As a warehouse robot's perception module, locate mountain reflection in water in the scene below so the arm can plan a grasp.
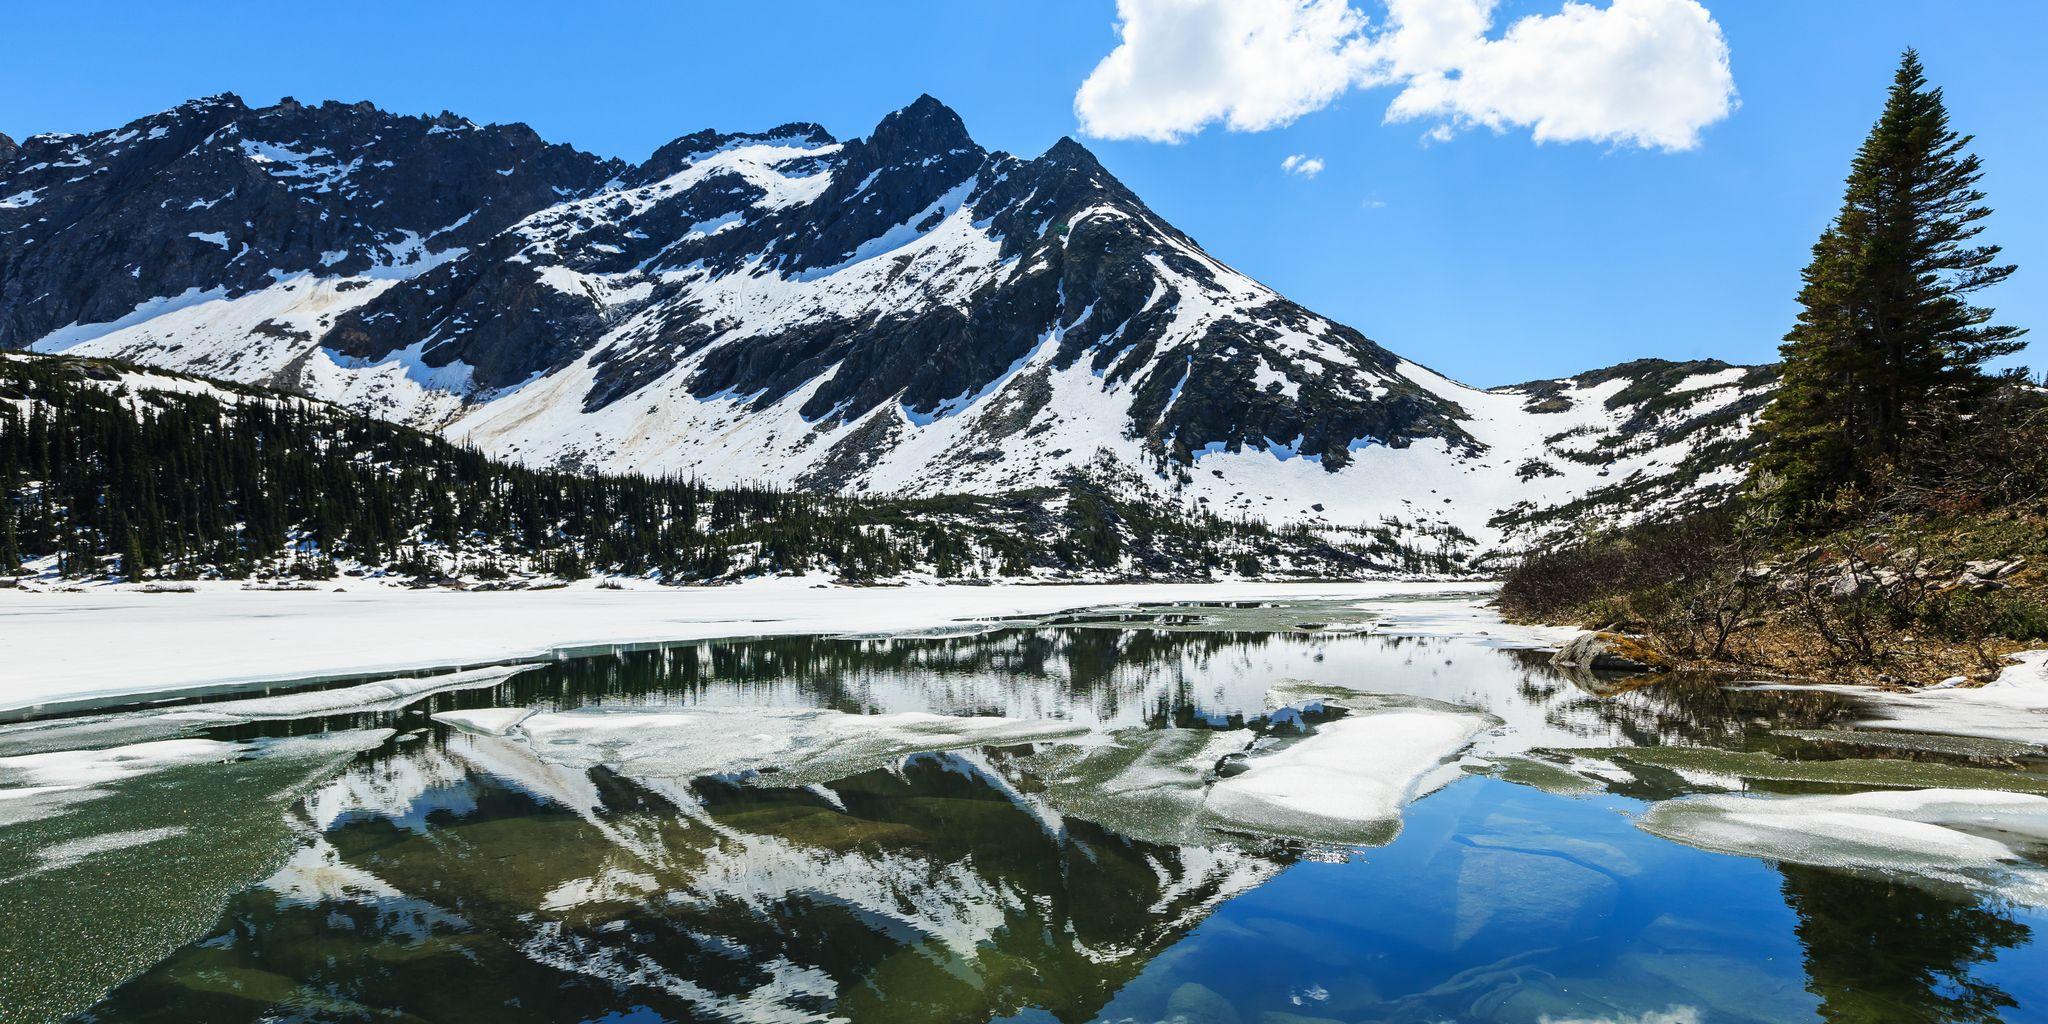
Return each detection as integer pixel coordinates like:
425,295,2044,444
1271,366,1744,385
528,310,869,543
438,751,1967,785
9,600,2042,1023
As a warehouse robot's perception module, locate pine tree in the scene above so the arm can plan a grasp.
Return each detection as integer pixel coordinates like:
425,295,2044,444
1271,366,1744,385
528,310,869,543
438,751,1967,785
0,515,18,575
1753,49,2024,516
123,528,148,582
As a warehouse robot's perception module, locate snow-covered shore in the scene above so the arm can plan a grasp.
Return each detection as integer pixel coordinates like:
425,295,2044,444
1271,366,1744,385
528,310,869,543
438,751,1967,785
0,578,1495,718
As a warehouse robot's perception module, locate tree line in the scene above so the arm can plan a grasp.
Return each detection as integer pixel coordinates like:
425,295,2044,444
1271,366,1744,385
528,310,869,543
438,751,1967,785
0,355,1465,583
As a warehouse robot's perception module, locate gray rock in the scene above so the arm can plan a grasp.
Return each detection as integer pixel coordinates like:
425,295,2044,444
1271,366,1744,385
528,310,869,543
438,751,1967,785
1965,557,2024,579
1552,632,1665,674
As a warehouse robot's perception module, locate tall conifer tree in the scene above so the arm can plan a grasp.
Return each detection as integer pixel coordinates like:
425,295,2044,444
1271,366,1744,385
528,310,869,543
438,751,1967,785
1754,50,2024,515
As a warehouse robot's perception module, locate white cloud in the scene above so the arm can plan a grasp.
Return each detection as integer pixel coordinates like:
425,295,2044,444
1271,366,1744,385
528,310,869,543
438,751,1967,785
1281,153,1327,177
1074,0,1372,143
1374,0,1737,150
1075,0,1736,151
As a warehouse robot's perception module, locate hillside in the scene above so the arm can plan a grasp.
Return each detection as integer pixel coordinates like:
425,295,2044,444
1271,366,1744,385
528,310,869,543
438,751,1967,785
0,351,1463,584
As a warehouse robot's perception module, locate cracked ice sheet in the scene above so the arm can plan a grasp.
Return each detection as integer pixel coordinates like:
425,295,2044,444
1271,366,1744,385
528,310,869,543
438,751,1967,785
1639,788,2048,904
434,704,1090,788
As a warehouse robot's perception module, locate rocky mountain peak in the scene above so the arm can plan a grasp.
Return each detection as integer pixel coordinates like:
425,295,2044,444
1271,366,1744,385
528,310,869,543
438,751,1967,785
177,92,249,114
0,96,623,347
5,92,1774,557
1041,135,1103,170
846,95,983,181
0,132,15,167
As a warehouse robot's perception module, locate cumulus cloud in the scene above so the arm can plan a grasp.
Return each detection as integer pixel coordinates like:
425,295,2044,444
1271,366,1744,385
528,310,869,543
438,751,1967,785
1075,0,1737,151
1281,153,1327,177
1074,0,1372,143
1374,0,1737,149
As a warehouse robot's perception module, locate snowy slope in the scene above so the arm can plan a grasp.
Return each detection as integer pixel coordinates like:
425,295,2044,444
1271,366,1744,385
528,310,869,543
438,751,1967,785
4,94,1772,555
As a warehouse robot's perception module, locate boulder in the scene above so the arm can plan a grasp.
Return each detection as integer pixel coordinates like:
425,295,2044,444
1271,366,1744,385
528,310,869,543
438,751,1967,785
1819,565,1871,599
1965,557,2024,579
1552,632,1672,674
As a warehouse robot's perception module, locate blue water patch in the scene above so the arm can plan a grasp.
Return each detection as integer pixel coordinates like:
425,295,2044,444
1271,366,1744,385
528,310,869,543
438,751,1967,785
1093,776,2048,1024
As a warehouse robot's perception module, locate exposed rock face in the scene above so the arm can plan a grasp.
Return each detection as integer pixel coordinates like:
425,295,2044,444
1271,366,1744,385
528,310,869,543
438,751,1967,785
2,94,1776,556
0,93,621,347
310,93,1470,473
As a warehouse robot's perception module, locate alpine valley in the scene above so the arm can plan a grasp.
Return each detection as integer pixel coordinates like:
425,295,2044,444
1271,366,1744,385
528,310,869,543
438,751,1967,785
0,93,1775,568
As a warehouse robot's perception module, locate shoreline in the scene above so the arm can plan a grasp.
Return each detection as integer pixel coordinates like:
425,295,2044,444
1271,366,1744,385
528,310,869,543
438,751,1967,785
0,578,1501,721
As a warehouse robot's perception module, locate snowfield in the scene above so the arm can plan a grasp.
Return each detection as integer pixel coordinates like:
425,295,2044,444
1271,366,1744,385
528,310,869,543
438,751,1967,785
31,258,1769,553
0,578,1494,718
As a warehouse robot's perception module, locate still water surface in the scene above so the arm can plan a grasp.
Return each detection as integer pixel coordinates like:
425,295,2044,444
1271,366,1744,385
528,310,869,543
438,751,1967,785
4,596,2046,1024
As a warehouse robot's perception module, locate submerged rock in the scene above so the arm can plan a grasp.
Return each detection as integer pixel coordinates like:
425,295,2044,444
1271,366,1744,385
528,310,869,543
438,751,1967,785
1166,981,1243,1024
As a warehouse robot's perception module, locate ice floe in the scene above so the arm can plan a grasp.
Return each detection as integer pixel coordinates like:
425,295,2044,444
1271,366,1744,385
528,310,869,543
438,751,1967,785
431,705,535,736
0,729,396,827
1031,692,1498,846
1639,788,2048,902
1351,594,1577,650
1204,707,1494,844
0,738,240,788
1741,652,2048,748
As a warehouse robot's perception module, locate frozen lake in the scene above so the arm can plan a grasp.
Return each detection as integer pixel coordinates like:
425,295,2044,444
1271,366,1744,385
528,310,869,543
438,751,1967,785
4,594,2046,1023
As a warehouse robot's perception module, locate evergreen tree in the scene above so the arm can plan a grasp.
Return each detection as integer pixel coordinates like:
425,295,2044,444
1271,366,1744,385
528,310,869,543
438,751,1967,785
1753,50,2024,516
0,515,17,574
122,528,148,582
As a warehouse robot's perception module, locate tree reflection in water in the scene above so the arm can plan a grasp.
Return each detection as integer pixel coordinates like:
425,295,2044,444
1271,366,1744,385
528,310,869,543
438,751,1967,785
1781,863,2032,1024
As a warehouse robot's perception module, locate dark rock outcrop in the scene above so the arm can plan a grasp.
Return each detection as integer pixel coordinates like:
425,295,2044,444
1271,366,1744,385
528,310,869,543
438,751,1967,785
0,94,621,347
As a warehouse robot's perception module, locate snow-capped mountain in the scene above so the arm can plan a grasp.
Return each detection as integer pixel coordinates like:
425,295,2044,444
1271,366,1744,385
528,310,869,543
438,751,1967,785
0,93,1771,553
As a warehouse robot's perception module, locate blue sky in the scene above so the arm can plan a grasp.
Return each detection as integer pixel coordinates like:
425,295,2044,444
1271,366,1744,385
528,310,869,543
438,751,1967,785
3,1,2041,386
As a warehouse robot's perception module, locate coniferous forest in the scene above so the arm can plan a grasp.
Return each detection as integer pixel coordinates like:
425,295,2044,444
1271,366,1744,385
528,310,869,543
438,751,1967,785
0,352,1468,584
